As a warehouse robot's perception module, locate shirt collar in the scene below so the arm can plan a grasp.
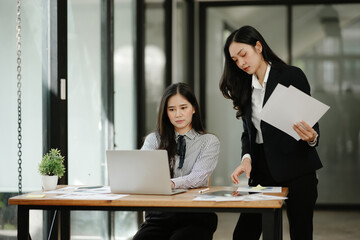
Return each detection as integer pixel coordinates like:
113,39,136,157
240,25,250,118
252,63,271,89
175,128,197,140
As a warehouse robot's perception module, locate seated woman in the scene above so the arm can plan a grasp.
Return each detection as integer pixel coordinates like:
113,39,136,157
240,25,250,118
132,82,220,240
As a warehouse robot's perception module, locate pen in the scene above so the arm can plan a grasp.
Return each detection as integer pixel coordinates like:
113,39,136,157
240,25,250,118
198,188,210,194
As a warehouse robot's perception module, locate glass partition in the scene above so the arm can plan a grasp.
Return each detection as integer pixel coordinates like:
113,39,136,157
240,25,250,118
144,0,166,134
68,0,138,238
68,0,108,238
292,4,360,204
174,0,189,84
114,0,136,151
113,0,138,238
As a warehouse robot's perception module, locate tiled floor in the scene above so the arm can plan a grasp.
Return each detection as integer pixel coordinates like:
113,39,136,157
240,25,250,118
213,209,360,240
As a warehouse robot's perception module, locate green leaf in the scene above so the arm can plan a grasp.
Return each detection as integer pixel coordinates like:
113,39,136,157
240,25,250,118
38,148,66,178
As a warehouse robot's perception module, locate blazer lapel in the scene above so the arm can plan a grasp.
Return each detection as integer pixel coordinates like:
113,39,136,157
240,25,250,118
263,67,280,107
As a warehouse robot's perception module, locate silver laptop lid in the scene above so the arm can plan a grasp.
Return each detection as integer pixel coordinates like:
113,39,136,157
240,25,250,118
106,150,183,195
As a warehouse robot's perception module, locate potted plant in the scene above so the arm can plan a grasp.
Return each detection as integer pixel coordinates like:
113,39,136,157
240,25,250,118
38,148,66,190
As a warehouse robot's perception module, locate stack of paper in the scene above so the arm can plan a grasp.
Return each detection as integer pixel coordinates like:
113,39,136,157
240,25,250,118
193,193,287,202
259,84,330,140
43,186,128,200
193,185,286,202
237,185,282,193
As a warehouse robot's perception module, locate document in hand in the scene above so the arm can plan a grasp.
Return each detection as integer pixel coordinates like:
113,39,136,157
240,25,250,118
259,84,330,140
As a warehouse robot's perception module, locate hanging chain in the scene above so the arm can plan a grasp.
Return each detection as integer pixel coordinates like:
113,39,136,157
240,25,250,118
16,0,23,194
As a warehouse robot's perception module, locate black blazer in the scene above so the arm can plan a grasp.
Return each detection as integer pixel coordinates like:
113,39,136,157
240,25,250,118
241,64,323,182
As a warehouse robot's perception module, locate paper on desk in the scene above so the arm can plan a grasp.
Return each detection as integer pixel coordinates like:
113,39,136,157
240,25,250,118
259,84,330,140
45,186,111,194
55,193,128,200
237,185,282,193
44,186,78,193
218,194,287,202
192,194,255,202
241,194,287,201
193,193,286,202
44,185,127,200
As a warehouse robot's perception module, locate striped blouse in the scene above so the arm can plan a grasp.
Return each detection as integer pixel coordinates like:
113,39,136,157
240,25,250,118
141,128,220,189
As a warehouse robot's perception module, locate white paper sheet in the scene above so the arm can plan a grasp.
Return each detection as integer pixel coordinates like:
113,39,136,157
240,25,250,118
45,186,111,194
193,193,260,202
241,194,287,201
55,193,128,200
236,186,282,193
45,186,128,200
193,193,287,202
260,84,330,140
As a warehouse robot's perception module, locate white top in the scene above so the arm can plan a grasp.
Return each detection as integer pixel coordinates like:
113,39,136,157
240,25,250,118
251,63,271,144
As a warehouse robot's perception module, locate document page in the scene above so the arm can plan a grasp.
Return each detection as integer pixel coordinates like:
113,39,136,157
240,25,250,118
260,84,330,140
237,185,282,193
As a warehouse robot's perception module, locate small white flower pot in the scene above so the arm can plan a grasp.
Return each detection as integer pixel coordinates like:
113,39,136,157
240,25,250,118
42,175,58,191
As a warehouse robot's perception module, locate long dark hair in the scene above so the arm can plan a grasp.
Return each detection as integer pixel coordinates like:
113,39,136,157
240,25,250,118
219,25,286,118
155,82,205,176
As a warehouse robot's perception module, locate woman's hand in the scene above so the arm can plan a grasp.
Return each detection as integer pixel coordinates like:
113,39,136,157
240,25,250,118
230,158,252,185
171,181,175,189
293,120,317,142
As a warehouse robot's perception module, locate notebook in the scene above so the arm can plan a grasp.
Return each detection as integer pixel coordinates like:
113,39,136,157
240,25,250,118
106,150,187,195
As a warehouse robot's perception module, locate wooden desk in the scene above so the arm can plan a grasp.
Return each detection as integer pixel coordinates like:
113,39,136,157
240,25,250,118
9,186,288,240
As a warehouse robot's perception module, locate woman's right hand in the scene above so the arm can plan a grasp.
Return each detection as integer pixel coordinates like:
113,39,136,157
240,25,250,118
230,158,252,185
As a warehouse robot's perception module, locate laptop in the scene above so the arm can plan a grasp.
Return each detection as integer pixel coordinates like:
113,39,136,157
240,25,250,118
106,150,187,195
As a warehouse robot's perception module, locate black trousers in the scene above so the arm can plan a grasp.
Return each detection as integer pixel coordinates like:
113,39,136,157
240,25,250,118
132,212,218,240
233,144,318,240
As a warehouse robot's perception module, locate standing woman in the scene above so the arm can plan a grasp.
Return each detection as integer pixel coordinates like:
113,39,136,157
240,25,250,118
219,25,323,240
132,82,220,240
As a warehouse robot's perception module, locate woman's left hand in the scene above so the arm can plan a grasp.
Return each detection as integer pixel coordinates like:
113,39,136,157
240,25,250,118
293,120,317,142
